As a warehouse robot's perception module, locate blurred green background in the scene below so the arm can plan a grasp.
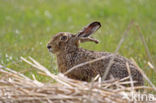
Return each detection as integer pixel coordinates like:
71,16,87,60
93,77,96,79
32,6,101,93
0,0,156,84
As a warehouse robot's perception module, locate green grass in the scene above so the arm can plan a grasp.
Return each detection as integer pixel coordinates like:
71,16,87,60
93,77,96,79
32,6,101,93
0,0,156,84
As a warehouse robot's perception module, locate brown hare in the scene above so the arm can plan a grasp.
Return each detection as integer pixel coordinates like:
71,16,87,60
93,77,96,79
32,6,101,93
47,21,144,86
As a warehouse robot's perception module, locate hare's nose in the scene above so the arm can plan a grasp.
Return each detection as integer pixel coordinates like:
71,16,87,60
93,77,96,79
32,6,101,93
47,45,51,49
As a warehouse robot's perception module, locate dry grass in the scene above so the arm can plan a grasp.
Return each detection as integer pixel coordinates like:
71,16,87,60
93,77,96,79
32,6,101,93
0,57,155,103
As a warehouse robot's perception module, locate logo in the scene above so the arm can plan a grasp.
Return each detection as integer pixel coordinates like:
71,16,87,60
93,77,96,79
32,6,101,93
122,92,156,102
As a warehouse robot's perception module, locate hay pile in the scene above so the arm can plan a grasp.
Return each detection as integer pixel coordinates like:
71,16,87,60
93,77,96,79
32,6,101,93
0,57,155,103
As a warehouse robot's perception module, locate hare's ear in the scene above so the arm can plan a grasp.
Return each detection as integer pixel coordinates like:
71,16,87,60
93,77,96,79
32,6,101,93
77,21,101,37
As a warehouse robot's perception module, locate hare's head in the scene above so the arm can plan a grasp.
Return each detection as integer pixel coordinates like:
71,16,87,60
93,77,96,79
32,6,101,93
47,21,101,55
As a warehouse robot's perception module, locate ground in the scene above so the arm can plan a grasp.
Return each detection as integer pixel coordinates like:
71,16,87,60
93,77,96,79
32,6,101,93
0,0,156,84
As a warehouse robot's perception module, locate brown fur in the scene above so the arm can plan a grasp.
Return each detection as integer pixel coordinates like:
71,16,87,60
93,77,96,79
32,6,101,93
47,21,144,86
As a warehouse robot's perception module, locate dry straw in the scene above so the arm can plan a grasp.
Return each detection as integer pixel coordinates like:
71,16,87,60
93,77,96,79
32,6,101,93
0,57,155,103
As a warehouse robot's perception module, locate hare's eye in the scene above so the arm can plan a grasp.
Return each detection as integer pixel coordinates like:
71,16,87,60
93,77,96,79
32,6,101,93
61,36,67,41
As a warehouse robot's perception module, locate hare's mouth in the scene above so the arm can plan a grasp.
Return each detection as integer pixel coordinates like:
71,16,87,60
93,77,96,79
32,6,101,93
48,48,53,52
47,45,53,52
